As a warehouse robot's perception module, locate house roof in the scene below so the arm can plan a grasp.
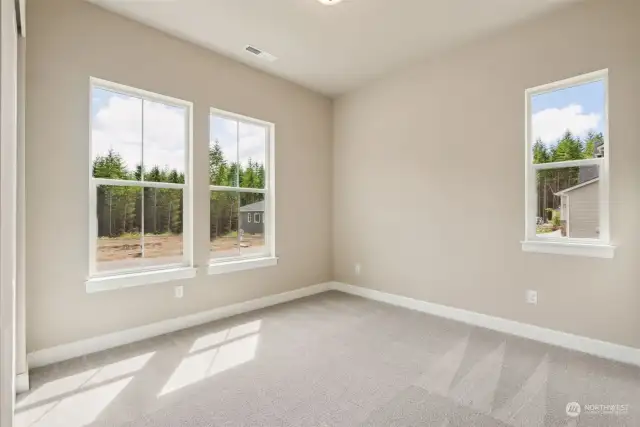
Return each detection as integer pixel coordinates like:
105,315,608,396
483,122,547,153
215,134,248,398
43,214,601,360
239,200,265,212
554,178,599,196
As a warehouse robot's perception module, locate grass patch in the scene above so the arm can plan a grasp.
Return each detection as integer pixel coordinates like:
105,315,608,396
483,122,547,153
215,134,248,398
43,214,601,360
536,224,557,234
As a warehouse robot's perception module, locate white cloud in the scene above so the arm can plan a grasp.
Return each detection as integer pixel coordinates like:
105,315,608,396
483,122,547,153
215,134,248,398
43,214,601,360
210,117,266,167
238,122,266,165
532,104,601,145
92,95,187,173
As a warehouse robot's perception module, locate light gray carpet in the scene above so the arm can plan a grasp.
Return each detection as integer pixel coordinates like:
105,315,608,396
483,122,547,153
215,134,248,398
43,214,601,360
17,291,640,427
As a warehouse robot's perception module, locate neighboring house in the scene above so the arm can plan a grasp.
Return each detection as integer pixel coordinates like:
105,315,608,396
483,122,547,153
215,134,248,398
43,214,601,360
239,200,265,234
555,138,603,238
579,139,604,182
595,138,605,158
555,178,599,239
578,164,599,183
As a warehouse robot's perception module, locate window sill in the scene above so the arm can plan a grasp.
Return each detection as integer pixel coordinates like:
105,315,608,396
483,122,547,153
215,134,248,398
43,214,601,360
521,240,615,258
208,256,278,275
86,266,197,293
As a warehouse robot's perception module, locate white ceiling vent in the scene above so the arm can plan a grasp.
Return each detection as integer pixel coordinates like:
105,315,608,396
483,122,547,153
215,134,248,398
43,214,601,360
244,45,277,62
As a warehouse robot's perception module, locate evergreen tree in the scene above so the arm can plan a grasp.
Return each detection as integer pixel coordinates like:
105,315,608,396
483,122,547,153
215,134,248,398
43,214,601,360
209,140,228,185
228,163,239,187
552,130,583,162
92,149,128,179
241,159,255,188
257,164,265,189
94,145,266,240
146,165,162,182
583,131,603,159
168,169,180,183
532,139,550,164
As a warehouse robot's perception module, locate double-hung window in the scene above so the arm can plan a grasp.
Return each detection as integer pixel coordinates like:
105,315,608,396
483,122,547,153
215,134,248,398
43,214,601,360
88,78,194,291
522,69,614,258
208,109,276,274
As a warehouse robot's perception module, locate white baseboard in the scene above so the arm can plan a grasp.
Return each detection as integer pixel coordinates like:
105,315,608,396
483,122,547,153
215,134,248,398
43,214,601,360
16,371,29,394
26,280,640,370
329,282,640,367
27,282,331,368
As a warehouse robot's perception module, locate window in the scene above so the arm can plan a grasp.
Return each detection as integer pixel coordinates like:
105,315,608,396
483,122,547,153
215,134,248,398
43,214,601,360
209,109,275,273
88,78,194,290
522,70,614,258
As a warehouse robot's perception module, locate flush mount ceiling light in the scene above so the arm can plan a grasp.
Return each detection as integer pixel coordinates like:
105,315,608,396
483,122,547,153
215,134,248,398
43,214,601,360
317,0,344,5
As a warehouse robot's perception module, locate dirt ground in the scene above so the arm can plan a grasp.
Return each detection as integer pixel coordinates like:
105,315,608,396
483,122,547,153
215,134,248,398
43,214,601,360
97,234,265,262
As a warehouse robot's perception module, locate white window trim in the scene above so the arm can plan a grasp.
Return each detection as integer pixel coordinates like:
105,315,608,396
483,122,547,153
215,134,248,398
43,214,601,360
86,266,197,293
522,69,614,258
208,108,276,272
208,256,278,275
86,78,194,291
1,0,19,419
521,240,614,259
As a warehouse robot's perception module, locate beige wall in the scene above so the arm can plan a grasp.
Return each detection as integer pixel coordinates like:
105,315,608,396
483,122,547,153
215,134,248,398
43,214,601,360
334,0,640,348
26,0,332,352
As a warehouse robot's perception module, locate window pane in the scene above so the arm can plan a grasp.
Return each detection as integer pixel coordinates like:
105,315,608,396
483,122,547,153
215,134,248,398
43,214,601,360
239,122,266,189
210,116,239,186
535,165,599,239
531,80,605,164
91,87,142,180
142,99,186,182
142,188,183,266
96,185,142,272
210,191,239,259
239,193,266,256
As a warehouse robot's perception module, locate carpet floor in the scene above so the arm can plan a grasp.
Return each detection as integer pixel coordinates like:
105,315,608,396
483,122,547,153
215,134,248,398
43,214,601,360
16,291,640,426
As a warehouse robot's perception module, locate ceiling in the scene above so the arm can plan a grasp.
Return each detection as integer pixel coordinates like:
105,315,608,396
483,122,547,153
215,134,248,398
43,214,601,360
89,0,579,96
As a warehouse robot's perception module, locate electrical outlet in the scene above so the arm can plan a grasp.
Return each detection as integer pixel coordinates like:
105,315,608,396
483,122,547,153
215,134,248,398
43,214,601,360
355,263,361,275
526,290,537,305
174,285,184,299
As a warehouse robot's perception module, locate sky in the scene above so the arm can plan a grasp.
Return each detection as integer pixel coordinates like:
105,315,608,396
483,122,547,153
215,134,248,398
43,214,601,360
92,79,602,171
531,79,605,146
92,88,187,173
91,88,266,174
210,116,266,168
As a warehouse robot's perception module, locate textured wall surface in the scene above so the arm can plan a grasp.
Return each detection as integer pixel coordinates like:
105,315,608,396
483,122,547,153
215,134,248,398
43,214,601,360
26,0,333,351
334,0,640,348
